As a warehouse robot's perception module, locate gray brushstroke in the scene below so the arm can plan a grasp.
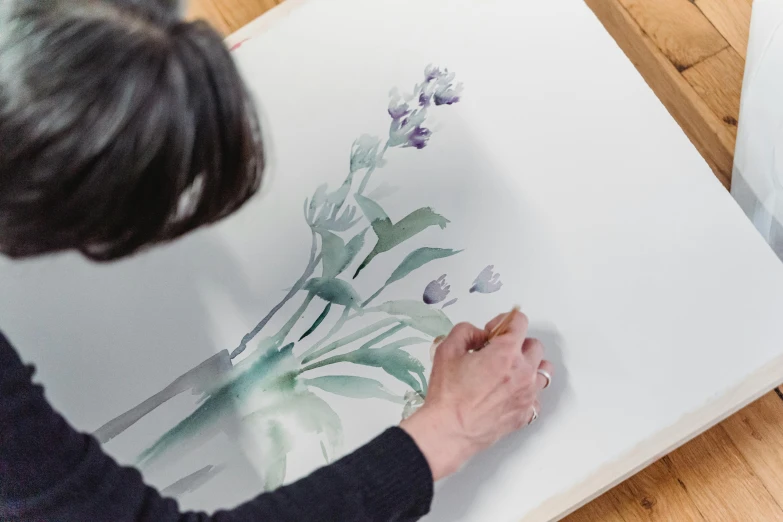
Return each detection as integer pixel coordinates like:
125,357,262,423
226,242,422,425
231,231,321,358
161,464,226,498
423,274,450,304
441,298,458,309
93,350,232,443
469,265,503,294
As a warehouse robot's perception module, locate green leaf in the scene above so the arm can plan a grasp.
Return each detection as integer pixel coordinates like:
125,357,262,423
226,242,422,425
242,387,344,490
353,195,450,277
342,340,429,394
304,278,362,309
343,229,368,269
368,300,453,337
257,420,291,490
385,247,462,285
306,184,329,224
316,228,367,279
300,317,399,365
304,375,404,403
354,194,390,223
299,302,331,341
137,345,299,467
284,391,343,461
316,230,345,279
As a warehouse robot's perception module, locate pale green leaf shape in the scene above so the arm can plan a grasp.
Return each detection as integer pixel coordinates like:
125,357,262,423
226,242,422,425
257,420,291,491
315,228,367,279
306,184,329,223
137,344,299,467
386,247,462,285
304,375,404,404
303,277,362,309
243,388,343,490
354,195,450,278
363,247,463,305
354,193,389,223
350,134,382,173
342,340,428,394
368,300,453,337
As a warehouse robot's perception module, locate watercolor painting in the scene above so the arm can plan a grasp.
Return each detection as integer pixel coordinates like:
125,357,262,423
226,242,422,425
93,65,503,496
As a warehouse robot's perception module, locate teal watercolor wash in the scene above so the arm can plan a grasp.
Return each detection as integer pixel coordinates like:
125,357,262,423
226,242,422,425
99,65,504,495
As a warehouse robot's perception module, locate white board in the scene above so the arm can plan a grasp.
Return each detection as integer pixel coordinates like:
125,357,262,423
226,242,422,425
733,0,783,260
3,1,783,521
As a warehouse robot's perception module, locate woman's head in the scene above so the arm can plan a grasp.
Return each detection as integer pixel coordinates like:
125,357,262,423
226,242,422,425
0,0,264,261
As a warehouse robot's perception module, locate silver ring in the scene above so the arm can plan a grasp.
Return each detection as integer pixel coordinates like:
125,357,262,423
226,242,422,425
537,368,552,389
528,405,539,426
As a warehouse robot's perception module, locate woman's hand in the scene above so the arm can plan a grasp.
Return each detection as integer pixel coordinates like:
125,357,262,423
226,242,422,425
400,310,553,480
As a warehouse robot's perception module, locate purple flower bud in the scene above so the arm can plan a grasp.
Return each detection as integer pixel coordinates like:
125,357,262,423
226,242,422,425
424,64,443,82
434,91,461,106
419,92,432,107
406,126,432,149
423,275,450,304
388,104,410,120
470,265,503,294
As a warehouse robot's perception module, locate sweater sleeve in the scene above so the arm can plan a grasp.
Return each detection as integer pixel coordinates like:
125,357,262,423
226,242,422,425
0,332,434,522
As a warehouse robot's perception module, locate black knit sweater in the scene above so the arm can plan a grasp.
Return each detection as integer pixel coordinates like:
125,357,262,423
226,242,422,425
0,332,434,521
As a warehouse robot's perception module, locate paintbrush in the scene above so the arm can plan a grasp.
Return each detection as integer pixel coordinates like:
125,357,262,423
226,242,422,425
472,305,521,352
428,305,521,359
406,306,522,419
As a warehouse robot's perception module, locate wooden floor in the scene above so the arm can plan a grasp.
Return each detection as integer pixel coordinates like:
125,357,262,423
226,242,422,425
188,1,783,520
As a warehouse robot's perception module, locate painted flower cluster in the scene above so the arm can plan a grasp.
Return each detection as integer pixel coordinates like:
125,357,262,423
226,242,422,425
100,65,503,498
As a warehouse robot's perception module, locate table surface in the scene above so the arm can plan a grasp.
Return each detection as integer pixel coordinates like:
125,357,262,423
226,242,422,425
188,1,783,520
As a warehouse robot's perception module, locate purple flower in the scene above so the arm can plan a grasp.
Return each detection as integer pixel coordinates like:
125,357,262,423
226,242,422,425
423,275,450,304
470,265,503,294
424,64,444,82
434,89,461,106
419,91,431,107
388,103,410,121
406,126,432,149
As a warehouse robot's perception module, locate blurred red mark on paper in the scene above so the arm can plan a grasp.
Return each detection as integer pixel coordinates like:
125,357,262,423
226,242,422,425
230,39,250,52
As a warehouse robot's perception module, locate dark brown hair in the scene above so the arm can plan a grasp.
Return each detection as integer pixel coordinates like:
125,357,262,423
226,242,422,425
0,0,264,261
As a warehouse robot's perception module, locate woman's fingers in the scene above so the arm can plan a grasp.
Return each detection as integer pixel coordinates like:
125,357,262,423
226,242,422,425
536,359,554,390
527,400,541,426
485,310,529,343
522,337,544,369
434,322,487,361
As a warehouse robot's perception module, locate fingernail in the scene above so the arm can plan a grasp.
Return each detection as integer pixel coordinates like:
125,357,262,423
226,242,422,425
430,336,445,361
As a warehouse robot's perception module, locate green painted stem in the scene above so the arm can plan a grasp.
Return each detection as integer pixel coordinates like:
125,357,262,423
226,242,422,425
301,318,400,364
231,231,321,359
301,307,350,359
361,285,388,308
277,293,316,342
359,323,406,350
298,353,352,374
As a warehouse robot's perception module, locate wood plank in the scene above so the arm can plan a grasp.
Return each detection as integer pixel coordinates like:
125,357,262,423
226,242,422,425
722,392,783,509
694,0,753,59
586,0,734,187
617,0,728,71
187,0,281,35
563,490,627,522
664,424,783,520
605,458,705,521
682,47,745,144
